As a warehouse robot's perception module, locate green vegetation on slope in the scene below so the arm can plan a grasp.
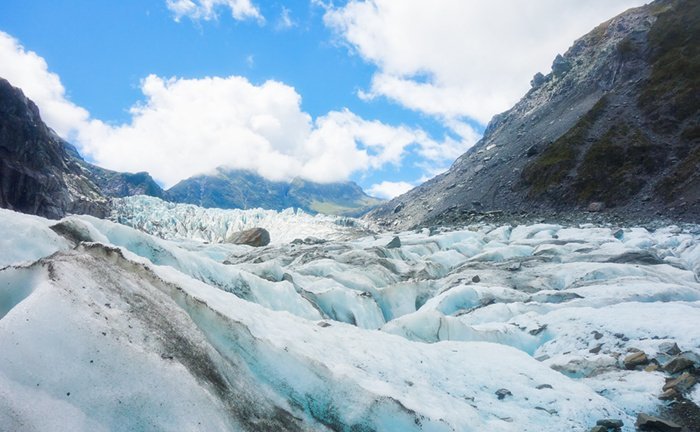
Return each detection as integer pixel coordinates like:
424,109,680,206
640,0,700,132
521,96,609,196
574,122,661,204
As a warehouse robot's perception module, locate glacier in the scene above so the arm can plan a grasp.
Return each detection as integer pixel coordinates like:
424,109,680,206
111,195,364,244
1,204,700,431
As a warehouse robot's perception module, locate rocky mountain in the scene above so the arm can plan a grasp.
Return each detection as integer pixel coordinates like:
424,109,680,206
0,78,109,219
0,77,380,219
167,168,383,216
368,0,700,229
62,143,166,199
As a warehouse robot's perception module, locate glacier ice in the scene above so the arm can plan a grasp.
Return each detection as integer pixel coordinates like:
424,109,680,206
1,206,700,431
111,195,364,244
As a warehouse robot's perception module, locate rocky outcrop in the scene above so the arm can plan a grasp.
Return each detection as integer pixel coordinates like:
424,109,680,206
0,78,109,219
167,168,383,216
367,0,700,229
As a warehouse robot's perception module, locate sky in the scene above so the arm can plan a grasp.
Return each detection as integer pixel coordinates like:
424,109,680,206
0,0,647,198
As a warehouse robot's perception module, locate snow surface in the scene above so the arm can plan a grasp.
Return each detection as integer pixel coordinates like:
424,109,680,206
1,208,700,431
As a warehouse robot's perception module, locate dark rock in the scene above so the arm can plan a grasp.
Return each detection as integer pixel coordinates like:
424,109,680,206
658,342,682,356
593,330,604,340
495,388,512,400
613,229,625,240
589,345,603,354
624,351,649,369
589,426,606,432
536,384,553,390
552,54,572,76
471,275,481,283
386,236,401,249
530,72,546,88
596,418,623,429
663,356,695,374
635,413,682,431
226,228,270,247
393,203,404,213
663,372,696,393
0,78,109,218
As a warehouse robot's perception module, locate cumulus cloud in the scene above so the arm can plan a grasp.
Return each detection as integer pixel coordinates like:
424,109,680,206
1,31,469,188
324,0,647,125
0,32,89,139
368,181,414,199
166,0,263,23
79,77,449,187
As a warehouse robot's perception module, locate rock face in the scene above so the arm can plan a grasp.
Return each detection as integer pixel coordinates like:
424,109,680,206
0,78,109,219
367,0,700,229
226,227,271,247
167,168,383,216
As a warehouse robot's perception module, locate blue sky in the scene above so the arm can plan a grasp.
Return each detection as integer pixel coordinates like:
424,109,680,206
0,0,645,197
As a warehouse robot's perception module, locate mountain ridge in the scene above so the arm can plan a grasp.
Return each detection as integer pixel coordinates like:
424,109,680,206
0,78,382,218
166,167,383,216
367,0,699,229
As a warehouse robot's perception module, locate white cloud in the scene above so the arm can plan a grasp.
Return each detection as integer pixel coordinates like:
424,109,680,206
1,31,465,188
368,181,414,199
324,0,647,125
276,6,296,31
0,32,89,140
166,0,263,23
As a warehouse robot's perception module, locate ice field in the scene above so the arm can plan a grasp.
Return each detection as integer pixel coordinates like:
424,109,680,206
1,205,699,431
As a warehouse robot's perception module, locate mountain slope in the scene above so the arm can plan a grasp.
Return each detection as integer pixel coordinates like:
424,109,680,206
167,168,383,216
59,140,166,199
0,78,109,219
368,0,700,229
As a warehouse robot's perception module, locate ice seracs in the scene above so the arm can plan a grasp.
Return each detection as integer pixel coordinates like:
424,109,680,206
1,205,699,431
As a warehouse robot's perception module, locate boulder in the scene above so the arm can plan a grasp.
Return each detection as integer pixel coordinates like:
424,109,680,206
596,418,623,429
624,351,649,369
226,228,270,247
662,372,696,393
530,72,546,88
663,355,695,374
552,54,572,76
635,413,682,431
